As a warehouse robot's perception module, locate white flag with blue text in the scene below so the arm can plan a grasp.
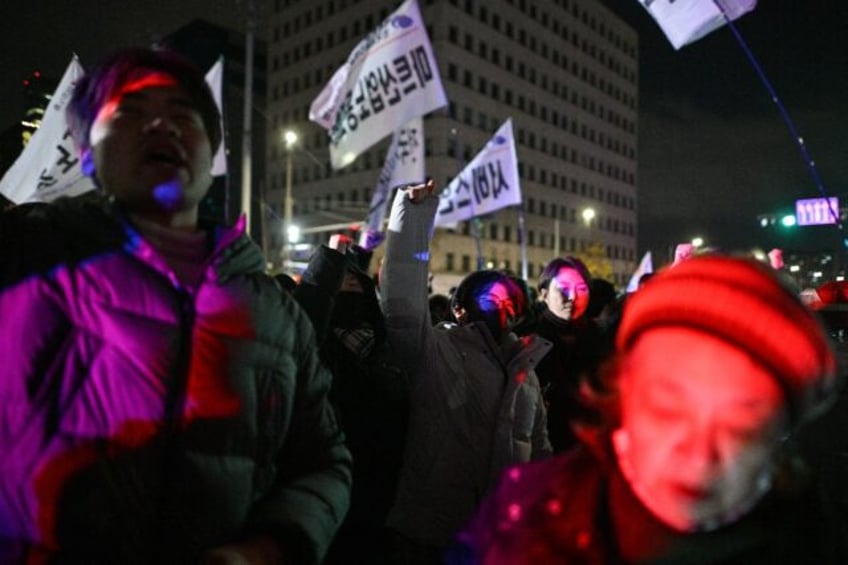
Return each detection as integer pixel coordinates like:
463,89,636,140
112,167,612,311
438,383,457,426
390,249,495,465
434,119,521,227
359,117,424,248
309,0,447,170
0,56,95,204
638,0,757,50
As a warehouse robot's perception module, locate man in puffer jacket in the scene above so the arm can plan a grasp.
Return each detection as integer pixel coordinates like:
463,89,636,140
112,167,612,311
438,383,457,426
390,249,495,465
0,48,351,564
380,180,552,563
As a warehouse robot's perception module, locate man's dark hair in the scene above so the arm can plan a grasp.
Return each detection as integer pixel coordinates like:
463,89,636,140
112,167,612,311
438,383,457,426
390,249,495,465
586,277,617,318
67,47,222,153
538,256,592,292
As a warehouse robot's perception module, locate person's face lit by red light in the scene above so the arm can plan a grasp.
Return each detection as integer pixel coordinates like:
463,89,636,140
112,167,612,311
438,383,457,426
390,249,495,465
612,327,787,531
543,267,589,321
88,71,213,227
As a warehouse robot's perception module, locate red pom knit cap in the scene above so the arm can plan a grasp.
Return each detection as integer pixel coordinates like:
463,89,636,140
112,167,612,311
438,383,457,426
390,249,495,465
617,255,838,425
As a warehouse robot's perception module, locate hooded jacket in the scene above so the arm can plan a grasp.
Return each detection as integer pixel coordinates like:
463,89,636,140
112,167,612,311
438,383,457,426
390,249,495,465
0,195,351,564
380,190,552,549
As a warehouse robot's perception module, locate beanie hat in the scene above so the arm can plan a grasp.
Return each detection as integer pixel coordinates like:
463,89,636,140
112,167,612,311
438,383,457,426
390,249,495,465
617,255,837,425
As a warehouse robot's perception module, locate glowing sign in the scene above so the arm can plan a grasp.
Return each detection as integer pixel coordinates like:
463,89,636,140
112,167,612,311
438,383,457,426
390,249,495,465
795,197,839,226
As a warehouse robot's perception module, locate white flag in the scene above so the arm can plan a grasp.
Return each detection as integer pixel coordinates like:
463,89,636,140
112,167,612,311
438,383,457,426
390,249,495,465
638,0,757,50
0,56,95,204
204,57,227,177
626,251,654,293
434,119,521,227
359,117,424,247
309,0,447,169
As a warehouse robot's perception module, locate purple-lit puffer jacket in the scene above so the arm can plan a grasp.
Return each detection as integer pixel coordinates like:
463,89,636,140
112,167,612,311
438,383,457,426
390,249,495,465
0,195,351,564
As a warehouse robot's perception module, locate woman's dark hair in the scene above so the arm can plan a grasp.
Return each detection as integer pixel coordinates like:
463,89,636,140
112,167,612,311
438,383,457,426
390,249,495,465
538,256,592,292
67,47,222,153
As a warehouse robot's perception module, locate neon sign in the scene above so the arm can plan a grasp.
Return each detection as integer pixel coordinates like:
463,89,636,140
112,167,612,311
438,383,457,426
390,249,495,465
795,197,839,226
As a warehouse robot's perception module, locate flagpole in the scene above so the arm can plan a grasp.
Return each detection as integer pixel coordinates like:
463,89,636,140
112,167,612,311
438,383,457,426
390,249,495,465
240,0,255,236
218,57,231,223
712,1,840,231
518,205,529,281
449,114,484,271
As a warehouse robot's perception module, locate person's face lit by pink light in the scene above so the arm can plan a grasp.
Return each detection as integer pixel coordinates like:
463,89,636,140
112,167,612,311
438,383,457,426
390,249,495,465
543,267,589,321
88,72,213,227
612,327,787,531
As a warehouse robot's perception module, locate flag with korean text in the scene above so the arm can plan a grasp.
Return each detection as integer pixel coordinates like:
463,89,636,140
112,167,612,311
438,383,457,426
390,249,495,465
359,117,424,250
626,251,653,293
205,57,227,176
434,119,521,227
309,0,447,170
0,56,95,203
638,0,757,50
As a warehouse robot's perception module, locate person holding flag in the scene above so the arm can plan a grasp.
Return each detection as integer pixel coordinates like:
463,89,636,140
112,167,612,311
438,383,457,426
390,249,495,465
0,47,350,564
380,179,552,563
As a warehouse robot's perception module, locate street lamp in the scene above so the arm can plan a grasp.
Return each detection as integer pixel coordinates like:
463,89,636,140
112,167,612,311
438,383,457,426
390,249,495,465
283,129,298,266
287,224,301,245
691,236,704,248
581,207,596,226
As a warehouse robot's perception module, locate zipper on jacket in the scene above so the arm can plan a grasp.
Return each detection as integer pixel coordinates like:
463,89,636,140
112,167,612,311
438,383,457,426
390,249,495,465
154,286,196,560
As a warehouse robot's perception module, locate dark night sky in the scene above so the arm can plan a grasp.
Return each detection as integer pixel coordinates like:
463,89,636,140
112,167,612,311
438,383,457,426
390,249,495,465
602,0,848,260
2,1,847,261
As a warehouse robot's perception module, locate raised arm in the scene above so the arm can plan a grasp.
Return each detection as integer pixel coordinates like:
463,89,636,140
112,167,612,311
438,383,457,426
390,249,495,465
380,180,439,373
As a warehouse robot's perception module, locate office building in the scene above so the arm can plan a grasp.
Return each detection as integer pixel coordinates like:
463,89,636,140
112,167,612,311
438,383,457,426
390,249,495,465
267,0,638,287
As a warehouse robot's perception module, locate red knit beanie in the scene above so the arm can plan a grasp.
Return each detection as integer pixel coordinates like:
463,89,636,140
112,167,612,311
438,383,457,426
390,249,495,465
617,255,838,425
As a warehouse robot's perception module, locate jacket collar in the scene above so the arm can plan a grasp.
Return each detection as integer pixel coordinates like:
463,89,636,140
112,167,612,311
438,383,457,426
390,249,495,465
117,206,264,288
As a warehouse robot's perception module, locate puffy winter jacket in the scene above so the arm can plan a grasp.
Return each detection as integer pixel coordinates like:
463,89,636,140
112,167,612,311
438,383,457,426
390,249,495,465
0,195,351,564
380,189,552,549
457,446,846,564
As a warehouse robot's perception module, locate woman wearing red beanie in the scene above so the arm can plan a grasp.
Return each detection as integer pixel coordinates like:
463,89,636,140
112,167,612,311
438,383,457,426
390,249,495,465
454,255,846,564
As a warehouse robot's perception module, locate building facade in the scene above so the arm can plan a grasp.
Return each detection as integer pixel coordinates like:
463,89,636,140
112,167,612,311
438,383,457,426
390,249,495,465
267,0,639,287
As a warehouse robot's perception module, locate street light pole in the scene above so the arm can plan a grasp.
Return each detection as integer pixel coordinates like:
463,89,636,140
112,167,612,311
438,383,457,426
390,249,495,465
282,130,298,270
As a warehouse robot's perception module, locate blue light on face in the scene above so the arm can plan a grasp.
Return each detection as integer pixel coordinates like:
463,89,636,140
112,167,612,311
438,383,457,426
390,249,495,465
152,179,184,210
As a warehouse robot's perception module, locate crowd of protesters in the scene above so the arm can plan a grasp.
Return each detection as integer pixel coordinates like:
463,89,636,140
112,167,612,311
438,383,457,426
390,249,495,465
2,47,848,564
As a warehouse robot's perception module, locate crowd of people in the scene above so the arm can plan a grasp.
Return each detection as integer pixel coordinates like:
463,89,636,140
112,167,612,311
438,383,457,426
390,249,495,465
1,47,847,564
